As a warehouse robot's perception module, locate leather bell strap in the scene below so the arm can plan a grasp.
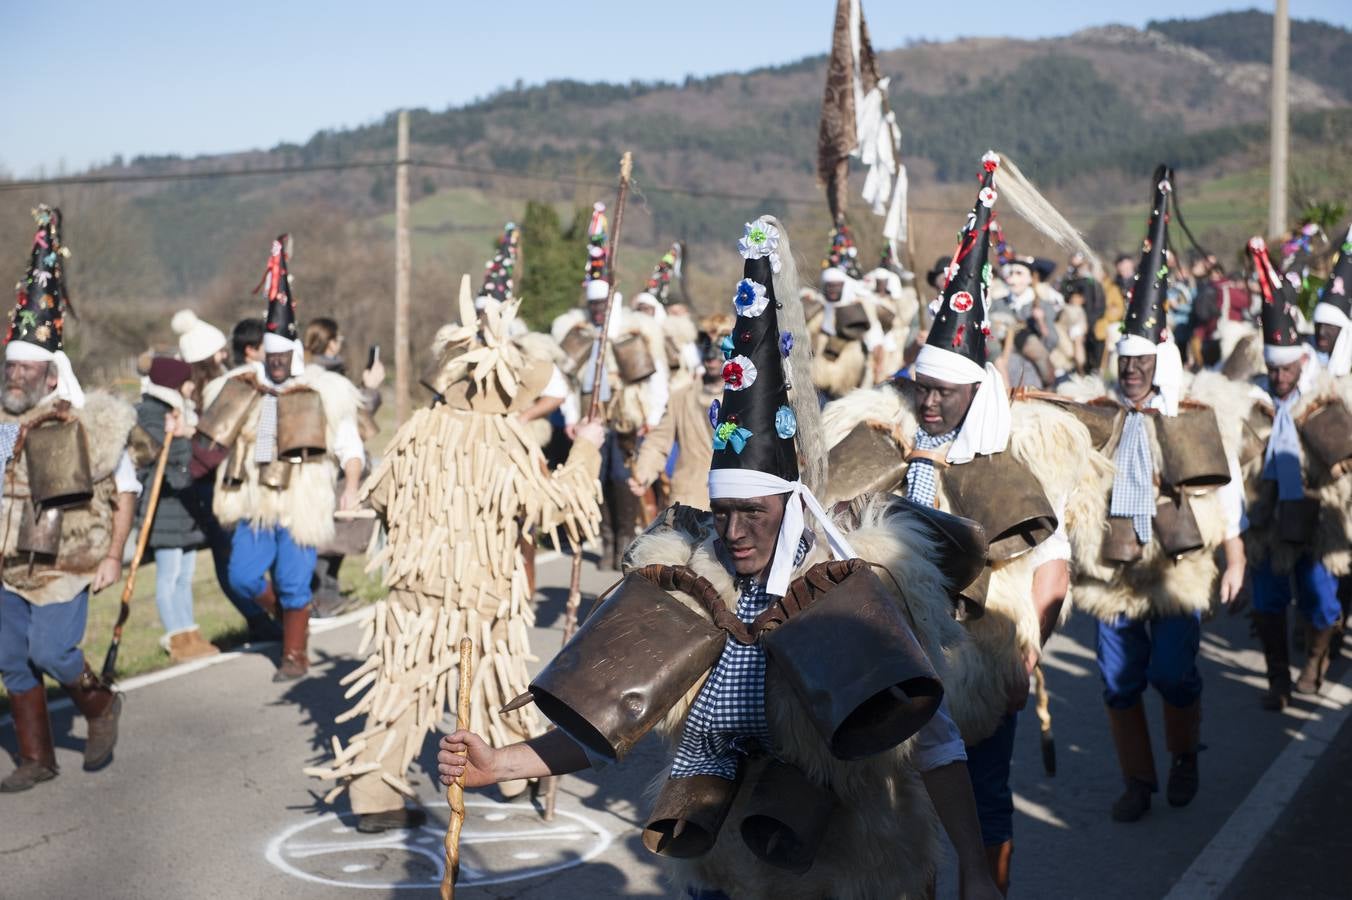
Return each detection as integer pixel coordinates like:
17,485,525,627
707,469,856,598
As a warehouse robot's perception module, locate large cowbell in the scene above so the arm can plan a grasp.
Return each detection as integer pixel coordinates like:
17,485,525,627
762,559,943,761
25,419,93,510
526,568,727,762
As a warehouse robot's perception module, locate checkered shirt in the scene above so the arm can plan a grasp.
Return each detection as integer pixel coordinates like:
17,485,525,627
254,394,278,463
904,428,958,508
1110,408,1155,543
668,537,811,781
0,423,19,514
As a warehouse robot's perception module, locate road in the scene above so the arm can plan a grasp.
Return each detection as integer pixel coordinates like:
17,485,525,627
1,550,1348,899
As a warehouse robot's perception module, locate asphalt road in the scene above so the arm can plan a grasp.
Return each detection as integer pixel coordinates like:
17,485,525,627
1,550,1348,899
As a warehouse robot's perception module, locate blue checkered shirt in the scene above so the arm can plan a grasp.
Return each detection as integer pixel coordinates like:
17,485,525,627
1110,398,1159,544
668,537,812,781
904,428,958,508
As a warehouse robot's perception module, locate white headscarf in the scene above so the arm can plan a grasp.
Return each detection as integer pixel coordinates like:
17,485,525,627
1313,301,1352,377
1116,333,1183,416
913,344,1012,463
5,340,85,408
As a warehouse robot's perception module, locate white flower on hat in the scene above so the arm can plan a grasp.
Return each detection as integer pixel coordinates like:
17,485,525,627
978,187,998,208
738,218,782,273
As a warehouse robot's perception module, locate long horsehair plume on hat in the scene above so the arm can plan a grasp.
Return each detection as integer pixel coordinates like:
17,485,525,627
479,222,519,303
8,205,72,352
990,152,1100,277
763,216,827,494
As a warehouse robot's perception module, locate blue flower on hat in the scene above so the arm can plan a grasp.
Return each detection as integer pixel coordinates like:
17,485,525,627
714,421,753,454
708,399,720,429
733,279,770,318
775,405,797,439
779,330,793,357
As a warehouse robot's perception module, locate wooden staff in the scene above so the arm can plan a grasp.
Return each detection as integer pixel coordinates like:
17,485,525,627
440,636,474,900
543,151,634,822
1032,663,1056,776
100,423,175,683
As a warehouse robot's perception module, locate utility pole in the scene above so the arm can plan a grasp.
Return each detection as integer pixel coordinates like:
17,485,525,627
1268,0,1289,238
395,110,412,425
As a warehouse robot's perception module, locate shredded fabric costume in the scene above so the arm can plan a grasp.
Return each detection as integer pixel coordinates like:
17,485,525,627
669,538,811,780
903,429,958,507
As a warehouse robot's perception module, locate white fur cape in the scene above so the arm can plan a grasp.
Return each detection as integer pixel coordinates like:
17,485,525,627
820,382,1109,742
1055,370,1255,622
211,365,361,548
623,500,972,900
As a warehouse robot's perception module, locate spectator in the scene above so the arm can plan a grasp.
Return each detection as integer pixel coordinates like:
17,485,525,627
231,317,265,368
301,317,384,617
136,357,219,663
1112,253,1135,297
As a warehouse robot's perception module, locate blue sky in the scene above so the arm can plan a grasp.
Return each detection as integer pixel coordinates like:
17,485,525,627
3,1,1349,176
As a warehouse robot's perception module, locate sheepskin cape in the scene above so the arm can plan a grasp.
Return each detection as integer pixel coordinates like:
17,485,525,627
209,365,360,548
623,500,973,900
820,381,1108,743
1240,371,1352,577
1056,370,1253,623
0,391,136,605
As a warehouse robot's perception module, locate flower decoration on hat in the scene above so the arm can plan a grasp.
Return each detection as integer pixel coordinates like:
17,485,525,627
779,330,793,358
821,222,862,279
583,202,609,289
733,278,770,318
8,205,73,352
708,399,721,429
713,420,753,454
1247,236,1302,349
722,355,757,391
774,405,797,439
738,218,782,273
479,222,519,303
719,334,735,359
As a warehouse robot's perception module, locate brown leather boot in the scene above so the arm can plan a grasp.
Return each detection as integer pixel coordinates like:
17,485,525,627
273,605,311,682
1295,623,1336,695
0,685,58,792
1106,702,1156,822
1163,700,1201,807
63,664,122,771
1253,612,1291,711
253,584,280,620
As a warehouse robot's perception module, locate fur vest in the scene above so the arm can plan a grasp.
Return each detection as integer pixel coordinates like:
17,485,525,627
1,391,136,605
210,365,361,548
1056,370,1253,622
623,500,975,900
1241,371,1352,577
820,382,1108,743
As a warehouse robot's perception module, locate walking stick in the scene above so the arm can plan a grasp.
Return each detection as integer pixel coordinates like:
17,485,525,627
543,150,634,822
100,423,175,683
1032,663,1056,776
441,636,474,900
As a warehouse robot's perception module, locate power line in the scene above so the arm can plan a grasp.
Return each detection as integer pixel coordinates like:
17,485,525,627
0,155,1270,222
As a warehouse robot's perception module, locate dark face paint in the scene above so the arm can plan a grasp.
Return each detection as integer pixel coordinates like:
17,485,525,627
265,351,293,385
822,282,844,304
712,494,788,580
1117,354,1157,405
1267,358,1304,400
913,374,977,437
1315,323,1341,355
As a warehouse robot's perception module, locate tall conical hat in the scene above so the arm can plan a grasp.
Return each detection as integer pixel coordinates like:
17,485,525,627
253,234,304,375
1121,166,1173,348
582,202,609,301
1317,224,1352,322
1248,236,1305,366
479,222,519,305
644,242,683,305
5,205,84,405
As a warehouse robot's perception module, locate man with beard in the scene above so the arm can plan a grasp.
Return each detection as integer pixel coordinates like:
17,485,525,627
0,207,139,792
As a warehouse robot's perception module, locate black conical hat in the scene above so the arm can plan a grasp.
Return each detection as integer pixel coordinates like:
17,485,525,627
923,152,999,368
1318,224,1352,320
254,234,297,343
480,222,519,303
821,223,862,279
7,205,70,353
710,218,797,482
1247,237,1302,349
1121,166,1173,345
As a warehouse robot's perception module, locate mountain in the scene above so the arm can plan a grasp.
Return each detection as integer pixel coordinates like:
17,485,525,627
2,10,1350,374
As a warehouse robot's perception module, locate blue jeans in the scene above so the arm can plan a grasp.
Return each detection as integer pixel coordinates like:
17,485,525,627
153,547,198,634
228,523,317,611
1251,556,1342,630
1097,613,1202,709
966,712,1019,846
0,588,89,693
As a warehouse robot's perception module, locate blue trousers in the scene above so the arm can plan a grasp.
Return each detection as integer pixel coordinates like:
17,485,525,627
966,712,1019,846
1251,556,1342,630
1097,613,1202,709
187,478,262,619
0,588,89,693
227,523,317,610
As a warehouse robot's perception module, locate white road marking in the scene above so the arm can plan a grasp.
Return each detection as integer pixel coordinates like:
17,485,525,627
1164,677,1352,900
